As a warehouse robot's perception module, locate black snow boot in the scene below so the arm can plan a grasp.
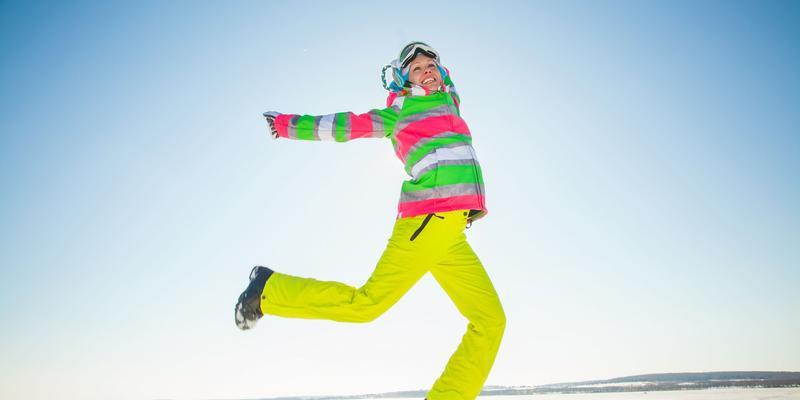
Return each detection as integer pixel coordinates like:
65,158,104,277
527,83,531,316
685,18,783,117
235,266,273,330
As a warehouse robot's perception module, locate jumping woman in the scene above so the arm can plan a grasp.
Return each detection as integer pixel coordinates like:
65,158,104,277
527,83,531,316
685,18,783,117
236,41,506,400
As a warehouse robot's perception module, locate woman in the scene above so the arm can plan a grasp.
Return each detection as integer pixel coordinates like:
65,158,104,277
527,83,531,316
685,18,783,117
236,41,506,400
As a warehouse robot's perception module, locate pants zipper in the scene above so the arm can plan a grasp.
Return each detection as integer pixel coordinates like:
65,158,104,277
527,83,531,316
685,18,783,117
409,213,444,241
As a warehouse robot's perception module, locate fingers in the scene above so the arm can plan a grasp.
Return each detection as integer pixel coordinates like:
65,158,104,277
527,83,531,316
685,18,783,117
263,111,280,139
267,119,278,139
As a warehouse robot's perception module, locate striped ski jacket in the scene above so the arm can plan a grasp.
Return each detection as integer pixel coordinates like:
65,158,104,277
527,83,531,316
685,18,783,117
269,82,487,223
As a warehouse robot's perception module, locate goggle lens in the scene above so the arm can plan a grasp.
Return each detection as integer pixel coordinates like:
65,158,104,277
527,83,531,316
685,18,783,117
400,43,439,68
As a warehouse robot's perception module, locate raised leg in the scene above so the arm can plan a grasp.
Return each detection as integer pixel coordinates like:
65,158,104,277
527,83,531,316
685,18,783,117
259,213,446,323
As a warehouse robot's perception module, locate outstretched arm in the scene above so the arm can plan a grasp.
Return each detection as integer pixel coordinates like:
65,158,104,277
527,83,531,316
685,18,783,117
263,107,399,142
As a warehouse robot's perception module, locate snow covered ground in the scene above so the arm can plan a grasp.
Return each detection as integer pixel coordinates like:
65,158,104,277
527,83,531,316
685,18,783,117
480,387,800,400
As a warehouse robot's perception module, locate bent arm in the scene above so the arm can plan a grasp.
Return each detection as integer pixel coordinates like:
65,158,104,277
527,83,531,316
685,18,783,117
264,107,399,142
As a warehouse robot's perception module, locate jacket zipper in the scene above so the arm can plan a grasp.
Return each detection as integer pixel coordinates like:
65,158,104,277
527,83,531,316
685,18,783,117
467,145,484,229
410,213,444,241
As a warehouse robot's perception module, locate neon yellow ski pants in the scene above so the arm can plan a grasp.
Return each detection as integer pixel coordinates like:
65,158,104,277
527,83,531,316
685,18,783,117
260,209,506,400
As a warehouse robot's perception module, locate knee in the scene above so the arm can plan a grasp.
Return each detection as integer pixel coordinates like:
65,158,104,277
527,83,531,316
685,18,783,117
357,307,382,323
351,299,392,323
478,306,507,333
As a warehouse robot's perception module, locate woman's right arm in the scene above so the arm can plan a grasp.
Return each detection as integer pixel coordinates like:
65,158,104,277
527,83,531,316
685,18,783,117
263,107,399,142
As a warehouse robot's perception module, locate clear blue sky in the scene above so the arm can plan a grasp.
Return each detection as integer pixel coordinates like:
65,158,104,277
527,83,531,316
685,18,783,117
1,1,798,399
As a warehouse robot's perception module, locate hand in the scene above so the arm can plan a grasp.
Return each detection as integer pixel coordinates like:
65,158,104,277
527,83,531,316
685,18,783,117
262,111,279,139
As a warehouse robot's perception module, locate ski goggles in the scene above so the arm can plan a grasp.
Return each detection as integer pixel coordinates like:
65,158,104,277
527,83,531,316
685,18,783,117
399,41,440,69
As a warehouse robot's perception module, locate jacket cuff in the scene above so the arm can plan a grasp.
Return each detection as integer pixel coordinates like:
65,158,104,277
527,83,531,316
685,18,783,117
274,114,292,138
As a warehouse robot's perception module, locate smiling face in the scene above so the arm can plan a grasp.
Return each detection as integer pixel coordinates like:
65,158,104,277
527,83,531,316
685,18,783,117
407,54,443,91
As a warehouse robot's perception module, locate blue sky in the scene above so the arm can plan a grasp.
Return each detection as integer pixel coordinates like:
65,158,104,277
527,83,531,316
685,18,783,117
1,1,798,399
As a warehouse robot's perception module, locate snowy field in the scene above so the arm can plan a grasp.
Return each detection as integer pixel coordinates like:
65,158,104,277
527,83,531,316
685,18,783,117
473,387,800,400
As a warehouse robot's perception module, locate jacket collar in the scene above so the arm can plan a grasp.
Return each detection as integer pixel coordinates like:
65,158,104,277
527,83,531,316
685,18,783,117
385,65,460,108
386,82,456,108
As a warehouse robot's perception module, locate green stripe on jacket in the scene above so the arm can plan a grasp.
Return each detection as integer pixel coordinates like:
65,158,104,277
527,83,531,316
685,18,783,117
403,134,473,173
295,115,316,140
401,164,483,193
399,92,458,118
